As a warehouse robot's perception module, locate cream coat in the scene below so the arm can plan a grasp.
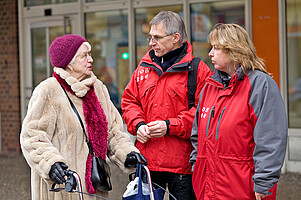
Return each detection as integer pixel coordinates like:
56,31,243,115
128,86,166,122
20,68,138,200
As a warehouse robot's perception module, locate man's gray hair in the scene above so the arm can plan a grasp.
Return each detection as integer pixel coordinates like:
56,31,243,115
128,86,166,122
150,11,187,44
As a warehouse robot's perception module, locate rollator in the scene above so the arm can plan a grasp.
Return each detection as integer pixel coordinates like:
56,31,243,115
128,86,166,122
50,166,177,200
50,169,108,200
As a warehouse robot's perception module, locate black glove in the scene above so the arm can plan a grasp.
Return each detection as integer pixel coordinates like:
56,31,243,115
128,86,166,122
49,162,68,184
125,151,147,167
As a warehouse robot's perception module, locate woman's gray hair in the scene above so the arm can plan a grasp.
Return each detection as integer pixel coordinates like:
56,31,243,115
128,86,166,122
150,11,187,44
69,42,91,65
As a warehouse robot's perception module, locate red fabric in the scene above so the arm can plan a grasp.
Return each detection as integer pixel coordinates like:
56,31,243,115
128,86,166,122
54,73,108,194
121,41,211,174
192,73,277,199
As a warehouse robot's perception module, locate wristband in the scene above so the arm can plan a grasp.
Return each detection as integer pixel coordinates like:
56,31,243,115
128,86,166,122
135,122,147,134
164,120,170,135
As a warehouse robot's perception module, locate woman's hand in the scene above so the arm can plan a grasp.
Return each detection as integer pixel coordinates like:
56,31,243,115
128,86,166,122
49,162,68,184
124,152,148,167
255,192,268,200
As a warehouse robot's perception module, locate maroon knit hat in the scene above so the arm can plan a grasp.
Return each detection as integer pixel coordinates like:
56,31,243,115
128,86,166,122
49,34,86,68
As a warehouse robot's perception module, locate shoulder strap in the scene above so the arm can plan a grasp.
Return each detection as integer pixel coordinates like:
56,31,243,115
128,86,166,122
60,84,94,155
188,57,201,109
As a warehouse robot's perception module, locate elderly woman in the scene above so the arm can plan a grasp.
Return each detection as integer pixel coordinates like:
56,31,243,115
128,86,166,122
190,24,288,200
20,34,145,200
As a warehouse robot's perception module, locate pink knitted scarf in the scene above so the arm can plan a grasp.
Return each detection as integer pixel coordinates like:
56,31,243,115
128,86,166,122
54,73,108,194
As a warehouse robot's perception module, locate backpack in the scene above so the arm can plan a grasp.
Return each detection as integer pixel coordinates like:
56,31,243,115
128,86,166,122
188,57,201,109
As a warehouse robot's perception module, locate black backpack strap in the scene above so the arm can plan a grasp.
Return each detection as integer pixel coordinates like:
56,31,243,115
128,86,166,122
188,57,201,109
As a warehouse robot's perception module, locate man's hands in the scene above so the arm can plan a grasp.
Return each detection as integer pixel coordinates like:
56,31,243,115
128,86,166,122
147,121,167,137
136,124,151,143
136,120,168,143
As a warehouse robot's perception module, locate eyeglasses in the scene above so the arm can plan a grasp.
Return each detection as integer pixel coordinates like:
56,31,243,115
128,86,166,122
147,33,173,43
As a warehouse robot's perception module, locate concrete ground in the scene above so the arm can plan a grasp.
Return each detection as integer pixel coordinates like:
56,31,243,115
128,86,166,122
0,153,301,200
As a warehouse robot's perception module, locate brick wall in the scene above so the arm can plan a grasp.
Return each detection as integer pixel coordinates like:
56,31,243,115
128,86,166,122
0,0,20,153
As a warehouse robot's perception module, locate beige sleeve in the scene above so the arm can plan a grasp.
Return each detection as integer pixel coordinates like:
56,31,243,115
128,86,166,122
20,82,65,183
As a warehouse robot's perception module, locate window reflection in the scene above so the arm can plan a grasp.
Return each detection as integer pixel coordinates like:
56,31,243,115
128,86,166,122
85,10,128,108
31,28,47,87
190,1,244,70
31,26,69,87
287,0,301,128
25,0,76,7
135,6,183,65
86,0,109,2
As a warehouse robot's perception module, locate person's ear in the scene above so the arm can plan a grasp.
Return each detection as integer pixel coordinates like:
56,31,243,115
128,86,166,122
66,64,74,73
173,33,181,44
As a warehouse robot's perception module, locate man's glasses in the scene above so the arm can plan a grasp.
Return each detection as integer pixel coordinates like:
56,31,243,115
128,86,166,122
147,33,173,43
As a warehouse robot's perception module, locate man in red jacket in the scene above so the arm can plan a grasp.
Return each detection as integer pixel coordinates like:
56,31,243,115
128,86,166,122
121,11,211,200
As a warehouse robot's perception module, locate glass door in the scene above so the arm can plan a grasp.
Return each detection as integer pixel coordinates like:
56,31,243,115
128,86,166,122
190,1,245,70
21,15,79,116
85,10,129,108
286,0,301,172
31,18,72,87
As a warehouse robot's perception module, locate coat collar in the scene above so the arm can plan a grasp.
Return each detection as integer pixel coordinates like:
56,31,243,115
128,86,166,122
210,67,246,89
53,67,97,97
142,41,193,65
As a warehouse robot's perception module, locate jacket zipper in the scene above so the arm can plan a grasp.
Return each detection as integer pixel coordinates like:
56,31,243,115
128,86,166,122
206,106,215,137
215,107,226,140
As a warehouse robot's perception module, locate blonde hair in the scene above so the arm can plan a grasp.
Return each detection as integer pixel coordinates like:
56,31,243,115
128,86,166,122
208,23,268,74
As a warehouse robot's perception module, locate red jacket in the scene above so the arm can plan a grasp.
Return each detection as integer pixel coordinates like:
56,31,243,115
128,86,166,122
190,68,287,199
121,42,211,174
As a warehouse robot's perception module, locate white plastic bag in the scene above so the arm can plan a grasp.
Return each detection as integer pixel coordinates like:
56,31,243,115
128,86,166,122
122,163,162,200
122,176,151,197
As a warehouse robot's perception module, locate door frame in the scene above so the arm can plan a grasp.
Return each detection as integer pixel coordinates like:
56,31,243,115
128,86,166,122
19,15,81,119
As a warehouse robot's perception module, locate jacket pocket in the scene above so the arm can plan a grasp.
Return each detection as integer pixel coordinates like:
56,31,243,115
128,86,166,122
216,157,254,199
167,84,187,107
140,84,155,100
215,107,226,140
206,106,215,137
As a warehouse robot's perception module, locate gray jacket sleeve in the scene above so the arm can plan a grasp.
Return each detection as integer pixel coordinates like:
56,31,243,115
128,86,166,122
249,71,288,194
190,102,200,171
190,83,207,171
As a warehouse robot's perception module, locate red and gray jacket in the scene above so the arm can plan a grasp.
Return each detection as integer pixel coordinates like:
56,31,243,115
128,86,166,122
190,67,288,199
121,41,211,174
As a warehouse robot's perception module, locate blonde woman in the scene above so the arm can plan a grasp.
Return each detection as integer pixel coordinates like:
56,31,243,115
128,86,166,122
190,24,287,200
